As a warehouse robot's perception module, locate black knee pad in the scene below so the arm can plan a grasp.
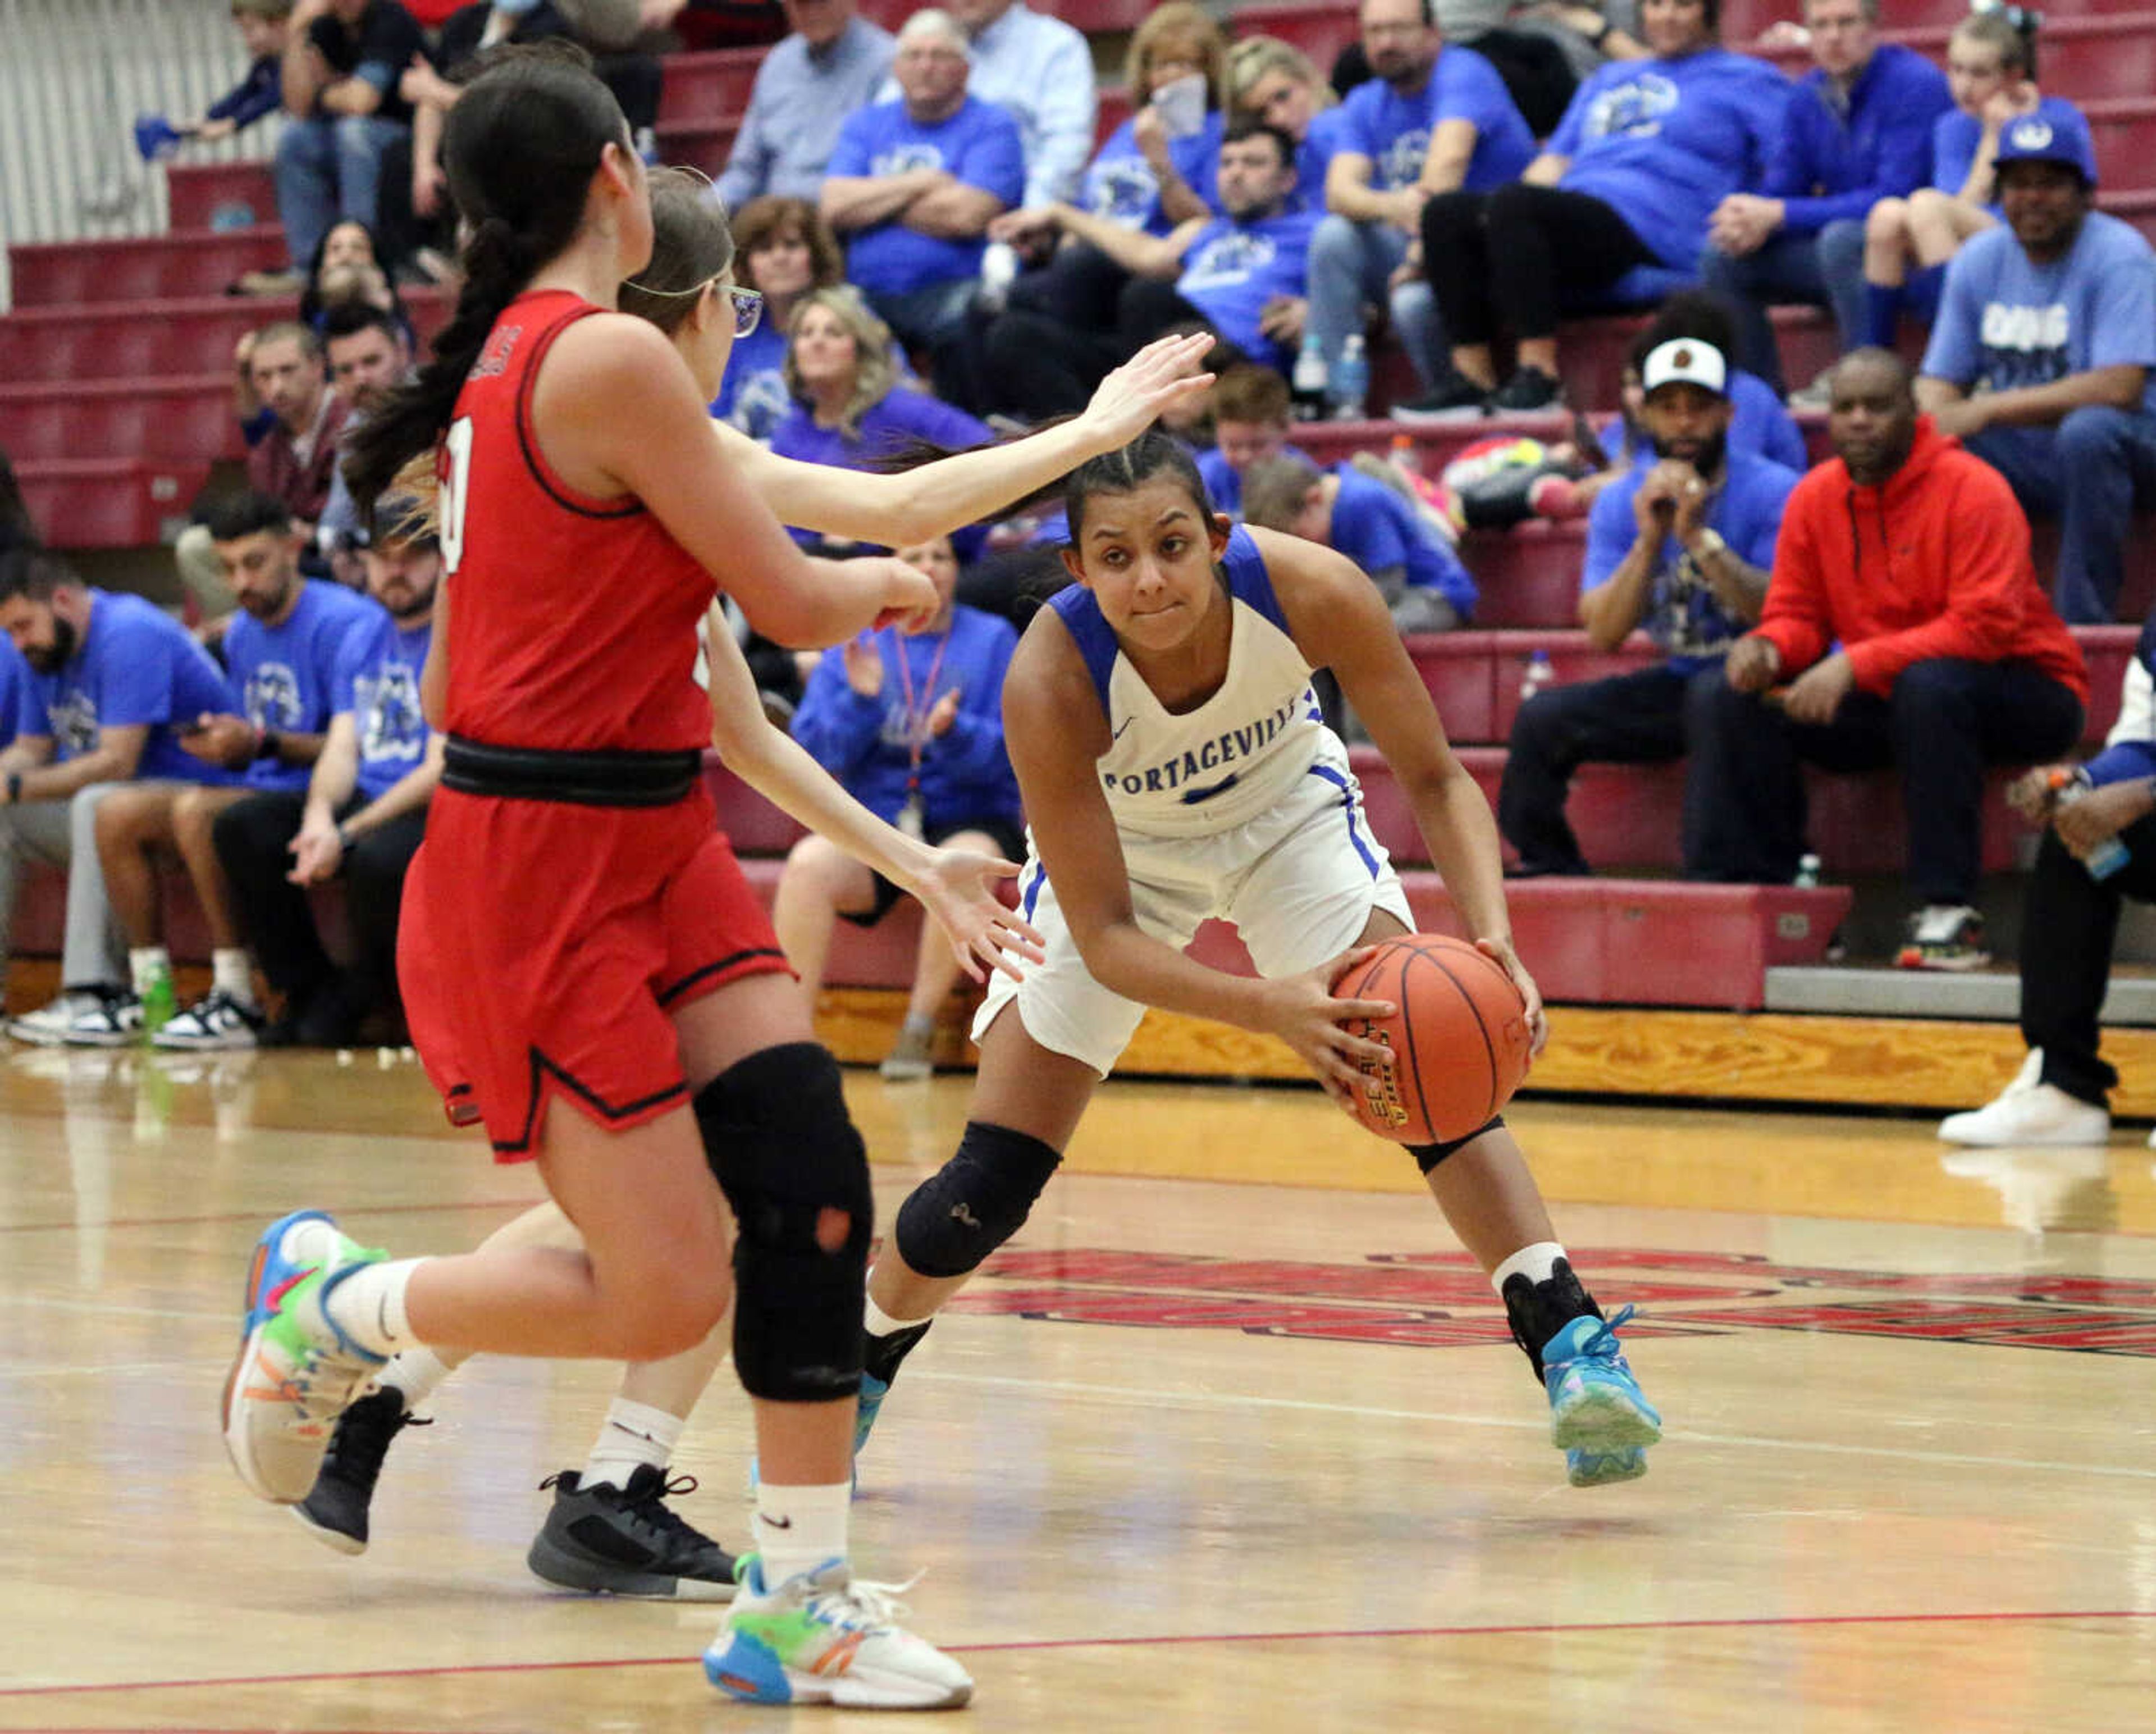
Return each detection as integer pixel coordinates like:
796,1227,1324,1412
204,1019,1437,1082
693,1042,873,1403
1408,1115,1504,1175
894,1120,1062,1279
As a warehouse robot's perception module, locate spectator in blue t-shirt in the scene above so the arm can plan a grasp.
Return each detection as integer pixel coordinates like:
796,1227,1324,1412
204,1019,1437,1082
213,503,441,1048
1857,12,2038,352
1195,365,1314,522
0,549,236,1045
1699,0,1949,395
820,9,1025,389
0,637,21,757
1316,0,1536,411
769,287,993,563
1243,453,1479,633
711,197,851,441
1419,0,1789,414
1495,337,1798,876
989,5,1230,344
976,120,1321,418
776,531,1024,1081
1918,107,2156,624
89,492,383,1049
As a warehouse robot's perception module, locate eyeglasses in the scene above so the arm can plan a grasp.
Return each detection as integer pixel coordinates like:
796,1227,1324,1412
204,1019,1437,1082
725,285,764,337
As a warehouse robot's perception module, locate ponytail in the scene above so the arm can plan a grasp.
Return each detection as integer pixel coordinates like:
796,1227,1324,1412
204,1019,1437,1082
339,40,628,514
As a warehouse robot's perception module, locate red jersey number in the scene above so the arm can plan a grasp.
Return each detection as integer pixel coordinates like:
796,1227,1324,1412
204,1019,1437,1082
440,416,474,576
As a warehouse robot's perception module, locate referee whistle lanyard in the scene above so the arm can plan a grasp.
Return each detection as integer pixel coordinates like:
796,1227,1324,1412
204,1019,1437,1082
893,623,952,841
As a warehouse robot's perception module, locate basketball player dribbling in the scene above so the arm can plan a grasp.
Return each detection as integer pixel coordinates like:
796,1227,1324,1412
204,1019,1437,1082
217,45,988,1709
289,171,1219,1599
853,431,1664,1489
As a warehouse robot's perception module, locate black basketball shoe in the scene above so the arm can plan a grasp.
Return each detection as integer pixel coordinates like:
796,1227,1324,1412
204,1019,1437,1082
526,1465,739,1601
294,1386,427,1554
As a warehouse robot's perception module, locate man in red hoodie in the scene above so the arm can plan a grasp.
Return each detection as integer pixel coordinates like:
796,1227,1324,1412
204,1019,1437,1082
1688,348,2088,970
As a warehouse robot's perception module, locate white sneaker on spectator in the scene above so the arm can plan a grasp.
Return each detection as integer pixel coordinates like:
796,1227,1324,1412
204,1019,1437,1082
7,990,107,1046
1788,366,1835,410
1895,904,1990,971
155,988,264,1051
60,991,143,1048
1938,1049,2109,1146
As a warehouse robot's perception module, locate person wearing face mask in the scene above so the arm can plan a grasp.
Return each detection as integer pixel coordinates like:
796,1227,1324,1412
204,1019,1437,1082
0,550,237,1046
1496,336,1798,879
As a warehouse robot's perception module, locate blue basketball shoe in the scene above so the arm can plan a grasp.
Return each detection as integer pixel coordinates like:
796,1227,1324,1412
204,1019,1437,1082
1542,1304,1660,1486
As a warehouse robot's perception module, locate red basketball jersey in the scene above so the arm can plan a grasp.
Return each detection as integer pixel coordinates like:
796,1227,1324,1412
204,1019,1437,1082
438,289,715,752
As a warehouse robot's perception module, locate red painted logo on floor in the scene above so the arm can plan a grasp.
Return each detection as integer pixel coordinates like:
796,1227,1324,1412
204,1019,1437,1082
944,1247,2156,1357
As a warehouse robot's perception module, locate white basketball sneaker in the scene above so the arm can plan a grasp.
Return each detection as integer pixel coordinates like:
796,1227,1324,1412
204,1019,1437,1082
704,1555,972,1709
1938,1049,2110,1147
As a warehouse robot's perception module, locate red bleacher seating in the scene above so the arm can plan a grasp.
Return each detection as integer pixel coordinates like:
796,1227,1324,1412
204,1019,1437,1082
10,227,288,307
1762,13,2156,101
0,375,241,464
166,160,276,232
654,116,744,176
12,458,209,547
653,48,764,123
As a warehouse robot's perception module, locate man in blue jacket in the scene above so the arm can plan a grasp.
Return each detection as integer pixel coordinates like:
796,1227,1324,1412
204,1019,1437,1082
1939,612,2156,1146
1700,0,1949,395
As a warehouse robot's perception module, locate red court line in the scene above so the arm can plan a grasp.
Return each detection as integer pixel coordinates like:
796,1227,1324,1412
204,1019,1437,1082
7,1607,2151,1700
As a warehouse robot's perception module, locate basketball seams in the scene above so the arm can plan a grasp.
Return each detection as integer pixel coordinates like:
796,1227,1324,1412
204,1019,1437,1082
1396,946,1442,1143
1424,948,1501,1129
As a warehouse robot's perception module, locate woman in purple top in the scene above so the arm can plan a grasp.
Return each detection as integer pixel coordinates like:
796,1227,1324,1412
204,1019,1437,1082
767,288,993,548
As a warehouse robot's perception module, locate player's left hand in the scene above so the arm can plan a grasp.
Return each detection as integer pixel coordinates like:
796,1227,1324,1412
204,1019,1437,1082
914,847,1047,983
1079,330,1217,452
1476,937,1549,1059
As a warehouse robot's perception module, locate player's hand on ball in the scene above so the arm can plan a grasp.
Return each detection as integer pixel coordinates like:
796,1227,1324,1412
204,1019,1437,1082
1259,948,1397,1114
915,847,1047,984
1476,937,1548,1058
1081,331,1217,451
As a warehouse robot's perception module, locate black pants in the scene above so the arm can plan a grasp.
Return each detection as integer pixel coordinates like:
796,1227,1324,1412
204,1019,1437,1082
1500,664,1716,875
1685,658,2086,904
981,280,1252,419
2023,819,2156,1106
211,789,428,1018
1422,182,1656,346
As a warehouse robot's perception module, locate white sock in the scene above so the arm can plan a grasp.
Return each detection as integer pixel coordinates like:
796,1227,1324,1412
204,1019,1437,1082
129,946,170,995
581,1397,683,1491
211,948,255,1006
753,1481,851,1587
865,1285,934,1338
317,1256,427,1357
372,1345,455,1411
1490,1241,1567,1297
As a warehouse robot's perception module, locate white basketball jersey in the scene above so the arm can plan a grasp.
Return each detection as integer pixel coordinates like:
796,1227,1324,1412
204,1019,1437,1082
1047,526,1331,841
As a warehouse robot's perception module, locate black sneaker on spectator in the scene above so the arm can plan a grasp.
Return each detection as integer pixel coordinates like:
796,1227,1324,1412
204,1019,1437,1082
153,988,264,1050
1486,366,1564,413
527,1466,740,1600
1895,904,1990,971
294,1385,429,1555
61,989,143,1048
1390,373,1490,423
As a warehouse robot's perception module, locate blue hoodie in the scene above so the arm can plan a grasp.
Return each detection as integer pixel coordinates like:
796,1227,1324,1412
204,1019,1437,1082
1764,42,1952,235
1550,48,1793,271
791,602,1022,833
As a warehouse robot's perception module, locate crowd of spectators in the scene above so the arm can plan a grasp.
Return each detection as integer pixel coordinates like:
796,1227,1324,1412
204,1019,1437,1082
8,0,2156,1058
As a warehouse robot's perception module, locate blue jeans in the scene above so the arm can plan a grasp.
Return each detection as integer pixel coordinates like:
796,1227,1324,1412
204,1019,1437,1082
1962,407,2156,623
1306,215,1445,391
273,113,407,272
1697,219,1866,395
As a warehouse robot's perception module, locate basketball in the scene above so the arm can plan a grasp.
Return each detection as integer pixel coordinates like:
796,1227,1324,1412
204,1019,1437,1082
1332,933,1534,1144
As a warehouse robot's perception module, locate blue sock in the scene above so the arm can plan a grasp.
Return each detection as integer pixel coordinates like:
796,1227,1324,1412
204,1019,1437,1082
1863,283,1901,351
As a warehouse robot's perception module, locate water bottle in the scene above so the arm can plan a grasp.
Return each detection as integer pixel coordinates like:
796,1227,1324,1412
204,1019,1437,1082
1328,334,1369,421
2048,768,2131,879
141,965,176,1039
1518,649,1554,705
1291,334,1327,423
1794,852,1822,889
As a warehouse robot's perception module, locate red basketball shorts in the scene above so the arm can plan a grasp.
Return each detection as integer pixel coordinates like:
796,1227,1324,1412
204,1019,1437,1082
398,785,792,1158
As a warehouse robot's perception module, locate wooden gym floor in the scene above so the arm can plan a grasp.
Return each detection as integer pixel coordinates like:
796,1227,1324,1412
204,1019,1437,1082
2,1044,2154,1731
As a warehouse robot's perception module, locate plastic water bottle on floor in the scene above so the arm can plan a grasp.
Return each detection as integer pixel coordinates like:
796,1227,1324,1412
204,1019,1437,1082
1291,335,1327,422
1794,852,1822,889
1329,335,1369,421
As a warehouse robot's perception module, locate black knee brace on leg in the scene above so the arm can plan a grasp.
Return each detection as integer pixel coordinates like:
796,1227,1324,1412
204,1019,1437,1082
693,1042,873,1402
1408,1115,1504,1175
893,1120,1063,1279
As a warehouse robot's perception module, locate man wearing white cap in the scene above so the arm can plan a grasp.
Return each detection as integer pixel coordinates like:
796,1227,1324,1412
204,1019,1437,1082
1499,335,1801,877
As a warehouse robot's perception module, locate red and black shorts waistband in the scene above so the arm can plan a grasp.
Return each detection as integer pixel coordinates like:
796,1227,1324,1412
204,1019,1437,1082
442,735,702,807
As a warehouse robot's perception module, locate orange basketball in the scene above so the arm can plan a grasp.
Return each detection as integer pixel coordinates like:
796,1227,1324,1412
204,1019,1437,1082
1332,933,1534,1144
